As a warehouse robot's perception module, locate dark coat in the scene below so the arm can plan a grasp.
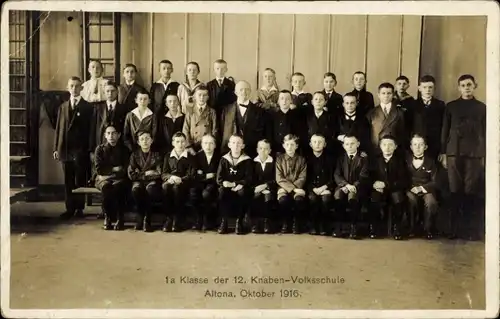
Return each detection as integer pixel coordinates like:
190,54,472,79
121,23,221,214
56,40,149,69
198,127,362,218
216,153,253,186
253,157,276,191
410,97,445,158
306,152,335,190
149,80,180,114
405,153,438,195
118,82,147,113
322,90,343,115
93,142,130,189
366,103,407,153
127,149,163,182
90,101,128,151
161,150,195,183
349,88,375,117
334,113,371,153
53,98,93,161
207,78,236,116
334,152,370,189
370,153,409,193
194,150,220,183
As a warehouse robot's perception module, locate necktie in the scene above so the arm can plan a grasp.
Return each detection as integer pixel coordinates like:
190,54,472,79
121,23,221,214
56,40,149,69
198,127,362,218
108,104,113,112
239,104,247,108
383,106,389,115
93,80,99,94
424,99,431,106
349,155,354,161
218,79,223,86
72,98,77,109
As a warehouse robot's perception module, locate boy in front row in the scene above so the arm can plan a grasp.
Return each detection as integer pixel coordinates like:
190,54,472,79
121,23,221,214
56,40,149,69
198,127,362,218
306,134,334,236
93,125,130,230
276,134,307,234
406,134,438,239
333,134,369,239
127,130,163,232
216,135,253,234
252,139,276,234
193,134,220,232
161,132,196,232
369,135,408,240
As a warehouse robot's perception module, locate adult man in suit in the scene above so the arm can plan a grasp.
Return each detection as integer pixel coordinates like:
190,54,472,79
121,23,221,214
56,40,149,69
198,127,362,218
366,82,407,155
118,63,147,113
53,77,94,219
220,80,268,158
150,60,180,113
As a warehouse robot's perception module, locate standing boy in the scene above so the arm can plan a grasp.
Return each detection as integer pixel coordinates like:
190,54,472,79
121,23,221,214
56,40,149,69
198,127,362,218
182,85,218,154
270,90,303,154
154,93,185,154
81,60,108,103
93,125,130,230
123,90,157,152
394,75,416,129
161,132,196,232
53,76,94,219
193,134,220,231
306,134,335,236
252,139,276,234
406,134,438,239
276,134,307,234
305,92,335,155
220,80,268,158
127,130,163,232
118,64,147,113
366,82,407,155
216,135,253,235
322,72,343,114
440,74,486,240
150,60,180,113
207,59,236,118
334,134,370,239
369,135,409,240
348,71,375,117
291,72,313,110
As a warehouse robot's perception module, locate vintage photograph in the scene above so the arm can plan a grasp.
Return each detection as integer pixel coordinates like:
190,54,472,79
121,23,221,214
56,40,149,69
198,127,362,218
1,1,499,318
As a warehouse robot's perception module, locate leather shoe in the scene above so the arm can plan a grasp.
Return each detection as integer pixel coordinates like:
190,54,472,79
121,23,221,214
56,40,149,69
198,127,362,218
113,220,124,231
369,224,377,239
393,225,402,240
235,218,244,235
426,232,433,240
172,217,180,232
281,221,290,234
349,224,359,239
292,218,300,234
263,218,271,234
218,218,228,234
143,217,152,232
103,216,112,230
162,218,172,232
74,210,84,218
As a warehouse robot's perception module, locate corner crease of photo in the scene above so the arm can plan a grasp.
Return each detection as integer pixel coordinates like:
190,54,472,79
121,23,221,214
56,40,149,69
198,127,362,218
0,1,499,319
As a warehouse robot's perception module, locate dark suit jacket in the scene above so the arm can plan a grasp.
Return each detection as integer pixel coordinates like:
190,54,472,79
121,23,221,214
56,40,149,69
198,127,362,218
411,97,445,158
322,90,343,115
334,113,371,153
334,152,370,189
150,81,180,114
118,82,147,113
90,101,128,151
220,102,268,157
349,88,375,117
53,98,93,161
253,157,276,191
207,78,236,116
405,154,438,195
366,103,407,153
370,154,409,193
194,151,220,183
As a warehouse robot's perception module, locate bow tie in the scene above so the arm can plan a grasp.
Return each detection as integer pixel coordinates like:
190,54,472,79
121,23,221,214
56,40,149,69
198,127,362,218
239,104,248,108
413,156,424,160
345,113,356,120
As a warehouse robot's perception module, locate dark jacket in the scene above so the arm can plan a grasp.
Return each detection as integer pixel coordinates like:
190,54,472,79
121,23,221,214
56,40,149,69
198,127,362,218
150,80,180,113
127,149,163,182
405,153,438,195
93,142,130,189
322,90,343,115
269,108,303,151
410,97,445,159
90,100,128,151
334,112,371,153
161,150,195,183
207,77,236,116
253,156,276,191
53,98,93,161
194,150,220,183
334,152,370,189
440,97,486,158
370,153,409,193
306,152,335,190
154,112,185,154
118,82,147,113
216,153,253,186
123,107,157,152
349,88,375,117
366,103,407,153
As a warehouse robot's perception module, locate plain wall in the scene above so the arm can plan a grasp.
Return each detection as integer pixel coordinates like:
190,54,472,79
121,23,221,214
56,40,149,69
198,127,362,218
36,13,487,185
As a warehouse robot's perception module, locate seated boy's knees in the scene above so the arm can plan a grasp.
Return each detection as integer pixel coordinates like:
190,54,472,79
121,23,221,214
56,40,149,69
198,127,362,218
263,193,274,203
321,194,332,204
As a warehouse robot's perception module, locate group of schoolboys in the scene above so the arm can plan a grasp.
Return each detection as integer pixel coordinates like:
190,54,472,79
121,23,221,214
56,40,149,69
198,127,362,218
53,58,486,241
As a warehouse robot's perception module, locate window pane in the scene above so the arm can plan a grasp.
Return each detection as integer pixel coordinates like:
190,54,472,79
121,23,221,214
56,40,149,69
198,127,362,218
99,12,113,24
100,26,114,41
102,63,115,78
89,25,100,41
9,25,26,41
100,43,114,59
89,12,100,24
89,43,101,59
10,61,25,75
10,76,25,91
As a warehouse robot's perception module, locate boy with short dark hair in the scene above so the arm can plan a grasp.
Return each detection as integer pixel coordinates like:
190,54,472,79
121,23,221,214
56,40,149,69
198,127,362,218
193,134,220,231
54,76,94,220
123,89,157,152
154,93,185,154
150,60,180,113
440,74,486,240
216,134,253,234
406,134,438,239
291,72,312,110
366,82,407,155
127,130,163,232
207,59,236,118
252,139,276,234
182,85,218,154
394,75,416,129
349,71,375,117
322,72,343,114
412,75,445,160
369,135,409,240
270,90,303,154
118,63,147,113
93,124,130,230
306,134,335,236
334,134,370,239
161,132,196,232
305,91,335,155
276,134,307,234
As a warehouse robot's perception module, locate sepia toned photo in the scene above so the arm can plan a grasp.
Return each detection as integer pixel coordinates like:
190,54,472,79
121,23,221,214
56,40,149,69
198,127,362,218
1,1,499,318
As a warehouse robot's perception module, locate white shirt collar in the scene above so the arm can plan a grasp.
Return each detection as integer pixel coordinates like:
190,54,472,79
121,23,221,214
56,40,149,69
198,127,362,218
165,110,183,119
222,152,251,165
314,110,324,117
324,90,333,94
70,95,82,106
157,78,172,86
383,154,393,162
254,156,273,164
261,86,278,92
292,90,305,96
125,80,135,86
237,100,250,106
131,107,153,121
279,108,290,114
381,102,392,108
347,152,358,158
205,152,214,162
216,77,225,82
170,149,189,160
107,100,117,108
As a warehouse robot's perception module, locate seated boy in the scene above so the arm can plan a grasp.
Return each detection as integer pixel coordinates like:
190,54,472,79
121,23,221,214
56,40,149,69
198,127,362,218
322,72,343,114
276,134,307,234
270,90,303,155
252,139,276,234
161,132,196,232
182,85,218,154
216,134,253,234
193,134,220,231
369,135,409,240
154,93,185,154
333,134,370,239
94,125,130,230
306,134,335,236
123,89,157,152
127,130,163,232
291,72,312,110
406,134,438,239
